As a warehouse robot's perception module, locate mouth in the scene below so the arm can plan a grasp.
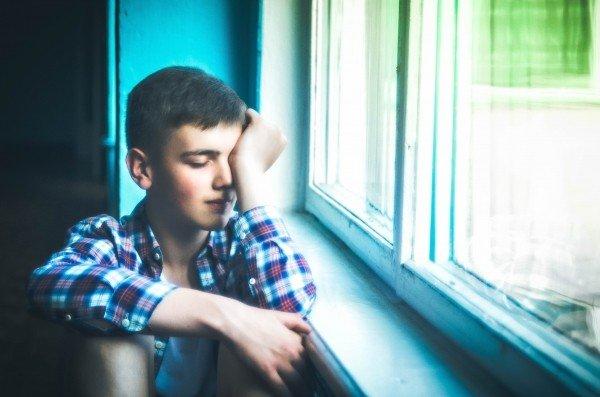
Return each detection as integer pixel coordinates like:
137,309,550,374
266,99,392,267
205,198,233,213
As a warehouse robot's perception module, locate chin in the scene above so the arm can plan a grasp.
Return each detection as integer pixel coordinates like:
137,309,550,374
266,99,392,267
197,211,233,230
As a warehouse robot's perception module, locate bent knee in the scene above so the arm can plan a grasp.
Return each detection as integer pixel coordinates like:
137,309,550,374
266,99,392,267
63,330,155,397
217,343,272,397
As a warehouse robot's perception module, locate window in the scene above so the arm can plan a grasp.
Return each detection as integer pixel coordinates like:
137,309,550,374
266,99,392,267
309,0,600,384
452,0,600,354
310,0,400,244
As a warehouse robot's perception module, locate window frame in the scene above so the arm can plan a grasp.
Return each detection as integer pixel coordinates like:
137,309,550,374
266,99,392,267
307,0,395,282
306,0,600,394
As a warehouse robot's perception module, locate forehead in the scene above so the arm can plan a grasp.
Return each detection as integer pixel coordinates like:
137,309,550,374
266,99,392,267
166,123,242,155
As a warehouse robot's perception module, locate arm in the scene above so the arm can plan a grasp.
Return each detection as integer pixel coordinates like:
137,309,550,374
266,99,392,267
230,206,317,316
147,286,312,397
228,109,287,213
26,215,178,334
190,109,313,395
27,214,310,395
228,109,317,316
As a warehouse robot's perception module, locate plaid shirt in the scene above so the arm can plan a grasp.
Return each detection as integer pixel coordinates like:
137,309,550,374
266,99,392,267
26,198,317,376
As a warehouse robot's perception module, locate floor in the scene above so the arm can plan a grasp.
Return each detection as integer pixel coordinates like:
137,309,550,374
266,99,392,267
0,145,107,396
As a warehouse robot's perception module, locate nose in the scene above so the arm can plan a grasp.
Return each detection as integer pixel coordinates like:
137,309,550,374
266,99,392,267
212,158,233,190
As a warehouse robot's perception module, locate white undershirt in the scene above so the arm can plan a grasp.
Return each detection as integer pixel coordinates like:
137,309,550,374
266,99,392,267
155,273,218,397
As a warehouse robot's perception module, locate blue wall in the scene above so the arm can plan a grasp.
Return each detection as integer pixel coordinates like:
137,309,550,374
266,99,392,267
110,0,260,215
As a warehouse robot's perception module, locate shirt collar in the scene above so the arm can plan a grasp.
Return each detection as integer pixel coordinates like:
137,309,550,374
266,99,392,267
130,197,217,267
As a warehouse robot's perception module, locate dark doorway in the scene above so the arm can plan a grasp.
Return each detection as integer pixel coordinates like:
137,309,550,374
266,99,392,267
0,1,108,395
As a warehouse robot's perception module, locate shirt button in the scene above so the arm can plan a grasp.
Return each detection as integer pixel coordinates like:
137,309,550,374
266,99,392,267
121,318,130,328
64,313,72,321
249,277,256,286
155,340,165,349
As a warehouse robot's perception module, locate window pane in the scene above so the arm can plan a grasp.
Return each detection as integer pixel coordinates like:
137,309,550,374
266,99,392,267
454,0,600,352
312,0,399,241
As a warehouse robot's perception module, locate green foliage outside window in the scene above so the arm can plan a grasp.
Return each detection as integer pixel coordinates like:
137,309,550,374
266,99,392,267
473,0,594,88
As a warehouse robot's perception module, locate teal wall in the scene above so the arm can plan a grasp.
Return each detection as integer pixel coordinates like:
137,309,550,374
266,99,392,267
110,0,260,216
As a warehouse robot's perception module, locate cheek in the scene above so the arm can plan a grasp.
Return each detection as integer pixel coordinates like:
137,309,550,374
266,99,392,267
169,169,211,202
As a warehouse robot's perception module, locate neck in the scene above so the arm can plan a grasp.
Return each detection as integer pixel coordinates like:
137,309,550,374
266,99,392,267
144,197,209,270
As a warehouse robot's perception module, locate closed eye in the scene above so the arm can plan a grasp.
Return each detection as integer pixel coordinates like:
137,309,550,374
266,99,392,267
189,161,211,168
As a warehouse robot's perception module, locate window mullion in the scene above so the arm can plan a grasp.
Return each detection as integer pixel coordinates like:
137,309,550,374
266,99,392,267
593,3,600,90
393,0,417,268
412,0,438,263
453,0,473,265
365,1,385,214
310,0,326,187
326,0,340,186
431,0,456,263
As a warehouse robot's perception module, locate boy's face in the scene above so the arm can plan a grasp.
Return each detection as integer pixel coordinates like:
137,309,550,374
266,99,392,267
148,122,242,231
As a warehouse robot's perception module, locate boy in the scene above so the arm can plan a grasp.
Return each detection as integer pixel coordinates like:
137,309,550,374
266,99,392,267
26,66,317,396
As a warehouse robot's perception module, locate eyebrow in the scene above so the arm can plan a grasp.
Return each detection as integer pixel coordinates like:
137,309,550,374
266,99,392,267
180,149,221,159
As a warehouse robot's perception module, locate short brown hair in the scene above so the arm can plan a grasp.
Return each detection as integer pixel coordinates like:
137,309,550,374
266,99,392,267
126,66,247,156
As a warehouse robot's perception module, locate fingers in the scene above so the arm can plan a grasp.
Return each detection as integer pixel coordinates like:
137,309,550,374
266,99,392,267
245,108,260,125
277,311,312,335
279,363,312,397
241,108,258,132
289,349,312,396
263,331,311,397
267,370,293,397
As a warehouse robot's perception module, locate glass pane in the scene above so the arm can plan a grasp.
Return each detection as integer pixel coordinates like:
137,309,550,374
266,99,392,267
313,0,399,241
454,0,600,352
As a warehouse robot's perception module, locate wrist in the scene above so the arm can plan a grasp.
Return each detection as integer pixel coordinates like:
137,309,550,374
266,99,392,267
230,155,262,177
231,159,269,212
209,295,245,344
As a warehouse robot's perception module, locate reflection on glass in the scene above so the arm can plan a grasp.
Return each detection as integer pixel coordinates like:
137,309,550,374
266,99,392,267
454,0,600,352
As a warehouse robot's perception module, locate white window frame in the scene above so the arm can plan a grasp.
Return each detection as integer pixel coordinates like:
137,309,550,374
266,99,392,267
307,0,395,282
306,0,600,394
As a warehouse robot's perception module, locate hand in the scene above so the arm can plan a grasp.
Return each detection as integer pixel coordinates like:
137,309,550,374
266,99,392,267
228,108,287,175
228,109,287,212
221,300,312,396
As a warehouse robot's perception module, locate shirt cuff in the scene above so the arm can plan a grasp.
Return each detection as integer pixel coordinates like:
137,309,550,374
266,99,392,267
233,206,290,247
103,273,179,333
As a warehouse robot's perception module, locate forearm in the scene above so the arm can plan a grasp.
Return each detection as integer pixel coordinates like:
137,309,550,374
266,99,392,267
228,108,286,213
232,158,269,212
145,287,241,341
230,205,317,316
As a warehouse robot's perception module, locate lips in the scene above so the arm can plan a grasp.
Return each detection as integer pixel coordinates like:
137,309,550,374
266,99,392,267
205,198,232,204
205,198,232,213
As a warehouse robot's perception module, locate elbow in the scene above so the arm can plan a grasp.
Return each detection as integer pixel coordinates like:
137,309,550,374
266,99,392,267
25,264,57,318
301,281,317,318
25,261,71,318
25,267,56,323
25,266,45,309
284,280,317,318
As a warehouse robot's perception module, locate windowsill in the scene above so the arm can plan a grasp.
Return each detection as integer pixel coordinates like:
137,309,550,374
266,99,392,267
284,210,511,396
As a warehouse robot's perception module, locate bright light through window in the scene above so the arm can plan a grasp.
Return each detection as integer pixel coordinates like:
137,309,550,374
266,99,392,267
311,0,399,242
453,0,600,352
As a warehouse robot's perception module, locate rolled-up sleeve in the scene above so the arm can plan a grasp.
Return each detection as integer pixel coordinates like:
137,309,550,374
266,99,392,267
232,206,317,317
26,217,178,334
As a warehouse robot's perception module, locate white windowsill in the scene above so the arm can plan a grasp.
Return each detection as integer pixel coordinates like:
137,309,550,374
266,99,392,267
284,210,510,396
284,209,600,396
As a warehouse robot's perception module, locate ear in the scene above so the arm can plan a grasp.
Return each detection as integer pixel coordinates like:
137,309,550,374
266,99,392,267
126,148,154,190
